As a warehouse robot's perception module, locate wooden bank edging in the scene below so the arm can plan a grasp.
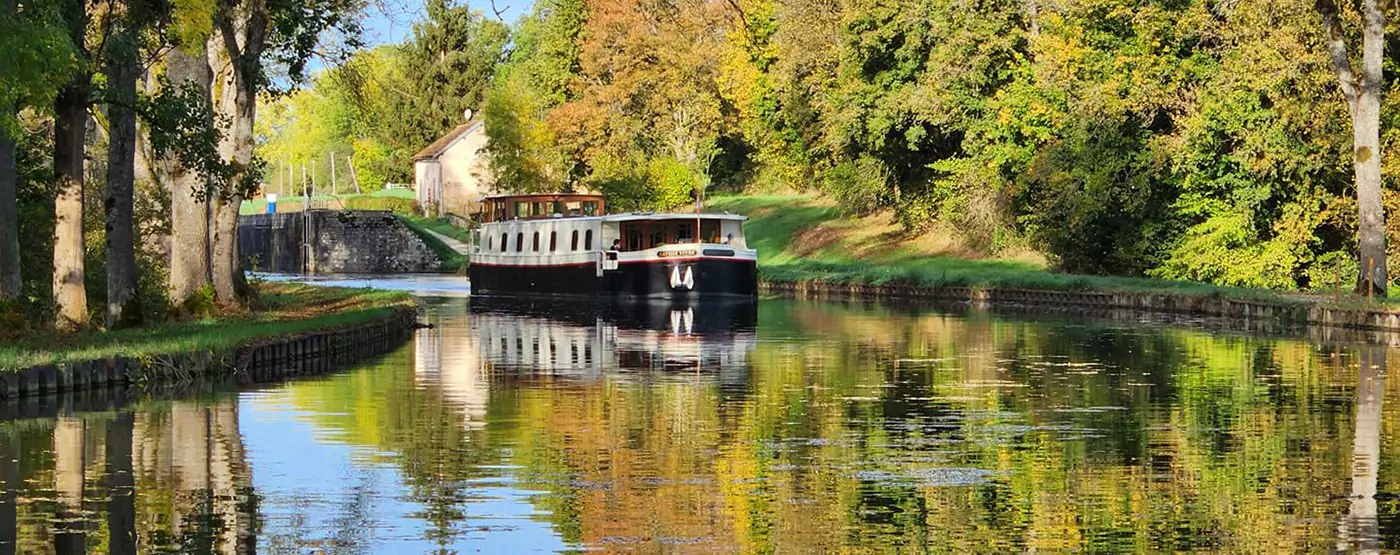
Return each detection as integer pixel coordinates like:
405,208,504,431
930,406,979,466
0,306,419,400
761,280,1400,333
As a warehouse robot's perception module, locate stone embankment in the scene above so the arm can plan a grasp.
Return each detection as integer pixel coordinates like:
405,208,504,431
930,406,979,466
239,210,441,273
762,280,1400,336
0,306,417,401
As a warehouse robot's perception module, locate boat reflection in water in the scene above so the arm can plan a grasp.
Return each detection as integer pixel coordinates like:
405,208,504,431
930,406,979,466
413,297,758,427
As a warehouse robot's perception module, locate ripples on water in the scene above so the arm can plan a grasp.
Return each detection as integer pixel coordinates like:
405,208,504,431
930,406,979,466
0,293,1395,553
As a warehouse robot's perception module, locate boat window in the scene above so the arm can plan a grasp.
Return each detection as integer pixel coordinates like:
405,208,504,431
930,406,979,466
676,223,694,243
585,230,594,250
515,232,523,253
549,231,558,251
533,232,540,252
500,233,508,253
701,220,721,243
571,230,579,251
487,234,493,250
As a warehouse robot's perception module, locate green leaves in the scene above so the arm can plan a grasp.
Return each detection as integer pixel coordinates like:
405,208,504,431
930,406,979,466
0,0,79,135
257,4,508,191
143,77,233,200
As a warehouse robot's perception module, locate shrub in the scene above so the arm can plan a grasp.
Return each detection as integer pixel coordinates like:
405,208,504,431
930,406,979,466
346,195,419,215
821,155,888,216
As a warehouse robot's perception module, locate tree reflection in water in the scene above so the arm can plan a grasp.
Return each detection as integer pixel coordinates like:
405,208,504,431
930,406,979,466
0,298,1399,552
0,398,256,554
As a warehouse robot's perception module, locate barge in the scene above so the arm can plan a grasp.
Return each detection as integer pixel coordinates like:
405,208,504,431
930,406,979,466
468,194,758,299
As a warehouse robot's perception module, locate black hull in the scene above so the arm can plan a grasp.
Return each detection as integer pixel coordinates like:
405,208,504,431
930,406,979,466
469,258,757,299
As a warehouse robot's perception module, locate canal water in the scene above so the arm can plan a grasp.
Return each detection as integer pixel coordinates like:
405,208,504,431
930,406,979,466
2,286,1397,553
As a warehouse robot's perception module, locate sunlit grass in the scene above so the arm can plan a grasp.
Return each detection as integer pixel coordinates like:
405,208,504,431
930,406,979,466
399,215,473,243
395,215,470,273
709,195,1309,304
0,282,416,370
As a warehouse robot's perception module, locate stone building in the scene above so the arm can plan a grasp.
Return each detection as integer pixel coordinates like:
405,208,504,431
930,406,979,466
413,117,491,216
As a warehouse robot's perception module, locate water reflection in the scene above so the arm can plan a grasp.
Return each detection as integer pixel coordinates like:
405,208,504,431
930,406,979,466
0,399,255,554
4,297,1400,552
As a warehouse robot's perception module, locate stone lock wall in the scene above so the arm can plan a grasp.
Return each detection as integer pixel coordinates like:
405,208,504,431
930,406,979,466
240,210,441,274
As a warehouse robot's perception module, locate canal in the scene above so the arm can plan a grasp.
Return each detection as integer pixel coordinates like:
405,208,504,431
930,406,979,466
0,280,1395,552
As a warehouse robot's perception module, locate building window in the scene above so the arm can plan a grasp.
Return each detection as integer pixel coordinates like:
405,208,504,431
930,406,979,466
533,232,540,251
515,232,523,253
585,230,594,250
550,231,558,251
571,230,579,251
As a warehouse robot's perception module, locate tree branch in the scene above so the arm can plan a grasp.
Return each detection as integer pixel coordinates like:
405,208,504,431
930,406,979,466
1316,0,1361,105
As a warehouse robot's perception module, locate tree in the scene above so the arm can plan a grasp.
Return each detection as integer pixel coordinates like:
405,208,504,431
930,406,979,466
204,0,361,305
0,0,76,305
399,0,509,149
156,44,218,313
102,0,150,327
482,69,563,192
0,106,13,304
52,0,90,330
1317,0,1389,295
0,0,18,303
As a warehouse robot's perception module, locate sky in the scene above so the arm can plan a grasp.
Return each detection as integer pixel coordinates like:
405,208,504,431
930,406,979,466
359,0,531,46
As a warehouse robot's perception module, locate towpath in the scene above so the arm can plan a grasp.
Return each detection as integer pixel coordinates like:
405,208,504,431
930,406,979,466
425,229,472,255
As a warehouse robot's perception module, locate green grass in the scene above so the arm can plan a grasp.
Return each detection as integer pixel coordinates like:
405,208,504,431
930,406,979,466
395,215,469,274
0,283,416,370
241,188,417,215
401,215,474,243
710,195,1315,304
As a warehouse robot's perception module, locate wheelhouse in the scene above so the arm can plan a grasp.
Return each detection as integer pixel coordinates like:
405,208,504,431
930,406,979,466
480,193,604,223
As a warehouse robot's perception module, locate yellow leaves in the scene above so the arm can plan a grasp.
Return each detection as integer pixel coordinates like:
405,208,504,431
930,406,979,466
169,0,215,54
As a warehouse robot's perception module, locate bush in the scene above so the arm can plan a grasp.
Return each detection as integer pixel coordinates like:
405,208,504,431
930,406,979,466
346,195,419,215
587,154,701,212
822,155,888,216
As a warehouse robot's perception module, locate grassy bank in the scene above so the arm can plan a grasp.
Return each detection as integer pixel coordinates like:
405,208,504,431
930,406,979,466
400,214,473,243
711,195,1319,304
0,283,416,370
395,215,470,273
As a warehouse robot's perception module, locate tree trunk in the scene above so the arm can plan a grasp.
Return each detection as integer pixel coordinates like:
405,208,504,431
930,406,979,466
208,26,258,306
0,106,18,303
162,46,214,311
53,74,89,331
1354,0,1388,296
0,0,19,303
1318,0,1389,296
105,34,141,328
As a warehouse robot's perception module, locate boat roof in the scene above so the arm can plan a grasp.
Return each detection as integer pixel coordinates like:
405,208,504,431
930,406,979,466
481,193,604,201
479,212,748,225
603,212,747,222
